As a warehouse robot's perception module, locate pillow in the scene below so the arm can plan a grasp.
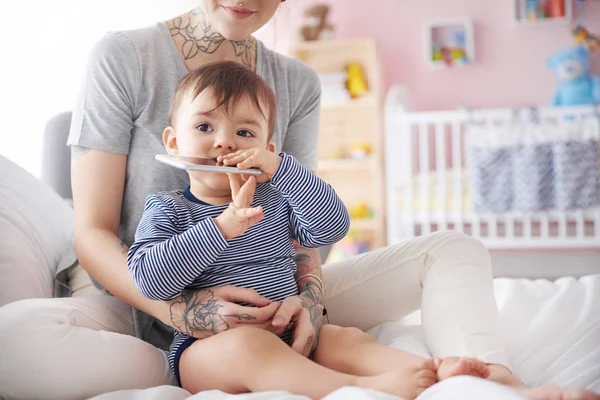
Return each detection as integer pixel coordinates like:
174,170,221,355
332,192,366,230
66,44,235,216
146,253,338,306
0,155,76,306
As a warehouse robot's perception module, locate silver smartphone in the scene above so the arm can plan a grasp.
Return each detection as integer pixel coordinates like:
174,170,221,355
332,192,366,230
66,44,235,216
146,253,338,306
155,154,262,176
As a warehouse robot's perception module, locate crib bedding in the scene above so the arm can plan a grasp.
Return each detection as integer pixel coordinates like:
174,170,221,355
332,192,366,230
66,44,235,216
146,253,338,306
91,274,600,400
395,172,472,215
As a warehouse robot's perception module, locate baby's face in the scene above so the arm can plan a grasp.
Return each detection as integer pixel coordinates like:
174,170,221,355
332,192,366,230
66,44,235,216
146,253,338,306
168,88,272,194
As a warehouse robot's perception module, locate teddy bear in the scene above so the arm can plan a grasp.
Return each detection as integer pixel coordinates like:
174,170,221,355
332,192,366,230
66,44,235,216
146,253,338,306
299,4,334,41
547,46,600,106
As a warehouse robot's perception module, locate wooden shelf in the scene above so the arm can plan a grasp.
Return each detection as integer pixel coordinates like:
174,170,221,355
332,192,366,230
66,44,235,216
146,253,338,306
513,0,572,27
321,94,377,112
288,38,386,255
318,158,372,171
350,218,378,231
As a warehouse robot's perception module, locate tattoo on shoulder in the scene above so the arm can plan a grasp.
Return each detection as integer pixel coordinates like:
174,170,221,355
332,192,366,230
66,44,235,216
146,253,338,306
169,288,256,338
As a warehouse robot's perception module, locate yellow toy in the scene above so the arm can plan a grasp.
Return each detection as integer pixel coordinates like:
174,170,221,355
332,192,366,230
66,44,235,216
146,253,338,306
350,143,372,159
349,202,372,219
572,25,599,52
346,62,369,98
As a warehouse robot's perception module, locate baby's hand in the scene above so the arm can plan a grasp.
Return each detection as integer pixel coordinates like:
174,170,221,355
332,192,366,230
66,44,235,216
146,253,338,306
213,174,264,240
218,149,282,183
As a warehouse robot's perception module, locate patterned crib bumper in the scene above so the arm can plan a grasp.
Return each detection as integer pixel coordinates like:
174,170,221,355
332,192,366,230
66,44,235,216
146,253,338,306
466,117,600,214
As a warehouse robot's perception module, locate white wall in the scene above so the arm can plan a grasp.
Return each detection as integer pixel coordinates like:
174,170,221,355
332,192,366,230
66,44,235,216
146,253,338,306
0,0,200,176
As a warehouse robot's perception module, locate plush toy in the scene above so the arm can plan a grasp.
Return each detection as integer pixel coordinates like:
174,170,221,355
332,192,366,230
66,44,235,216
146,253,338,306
572,26,599,52
547,46,600,106
346,62,369,98
299,4,334,42
349,142,372,159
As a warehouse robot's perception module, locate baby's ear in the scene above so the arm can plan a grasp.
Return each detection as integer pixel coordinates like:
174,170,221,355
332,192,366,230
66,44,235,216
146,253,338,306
163,126,179,155
267,142,276,153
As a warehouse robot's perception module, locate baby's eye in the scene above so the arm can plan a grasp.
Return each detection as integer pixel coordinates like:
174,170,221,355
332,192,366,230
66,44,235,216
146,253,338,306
196,124,213,132
237,129,254,138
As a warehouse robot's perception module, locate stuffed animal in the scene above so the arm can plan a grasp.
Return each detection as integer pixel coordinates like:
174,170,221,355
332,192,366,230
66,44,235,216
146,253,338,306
346,62,369,98
547,46,600,106
299,4,334,42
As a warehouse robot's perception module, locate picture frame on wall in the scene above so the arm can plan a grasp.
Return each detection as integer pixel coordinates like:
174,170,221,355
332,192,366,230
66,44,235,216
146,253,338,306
513,0,572,27
424,18,475,69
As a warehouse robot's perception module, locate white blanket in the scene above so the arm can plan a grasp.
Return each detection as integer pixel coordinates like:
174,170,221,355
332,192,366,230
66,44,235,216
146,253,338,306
91,274,600,400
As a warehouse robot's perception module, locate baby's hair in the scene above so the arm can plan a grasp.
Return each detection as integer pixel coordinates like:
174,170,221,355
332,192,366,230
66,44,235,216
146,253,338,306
168,61,277,139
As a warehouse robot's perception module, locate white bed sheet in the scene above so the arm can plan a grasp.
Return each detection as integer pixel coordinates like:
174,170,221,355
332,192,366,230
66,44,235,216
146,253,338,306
91,274,600,400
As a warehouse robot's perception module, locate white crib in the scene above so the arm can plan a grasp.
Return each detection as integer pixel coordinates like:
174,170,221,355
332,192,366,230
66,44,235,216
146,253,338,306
384,86,600,249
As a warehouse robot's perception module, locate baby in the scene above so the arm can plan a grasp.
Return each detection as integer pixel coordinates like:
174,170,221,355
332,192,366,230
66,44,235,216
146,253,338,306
127,61,490,399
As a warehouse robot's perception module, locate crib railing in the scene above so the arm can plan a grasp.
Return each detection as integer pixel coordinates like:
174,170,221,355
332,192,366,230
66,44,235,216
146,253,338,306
384,91,600,249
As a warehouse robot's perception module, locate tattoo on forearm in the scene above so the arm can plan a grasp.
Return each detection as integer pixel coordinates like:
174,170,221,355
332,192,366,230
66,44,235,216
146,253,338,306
304,334,314,355
299,280,325,354
168,7,255,68
170,289,255,338
294,244,323,292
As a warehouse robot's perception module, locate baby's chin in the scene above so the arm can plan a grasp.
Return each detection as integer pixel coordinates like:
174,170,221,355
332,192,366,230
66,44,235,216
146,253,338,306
191,172,231,194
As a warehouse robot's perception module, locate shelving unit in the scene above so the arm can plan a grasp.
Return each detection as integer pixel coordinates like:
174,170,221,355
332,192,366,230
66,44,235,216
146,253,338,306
287,39,386,260
513,0,573,27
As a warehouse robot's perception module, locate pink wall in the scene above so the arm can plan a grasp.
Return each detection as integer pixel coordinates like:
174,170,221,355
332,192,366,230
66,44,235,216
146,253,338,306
269,0,600,111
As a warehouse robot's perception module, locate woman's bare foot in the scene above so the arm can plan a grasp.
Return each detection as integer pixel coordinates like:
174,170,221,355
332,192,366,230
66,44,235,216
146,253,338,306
434,356,490,380
357,358,438,400
523,385,600,400
487,364,599,400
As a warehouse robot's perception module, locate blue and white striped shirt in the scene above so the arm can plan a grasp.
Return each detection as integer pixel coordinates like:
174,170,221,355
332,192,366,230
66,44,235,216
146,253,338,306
127,153,350,373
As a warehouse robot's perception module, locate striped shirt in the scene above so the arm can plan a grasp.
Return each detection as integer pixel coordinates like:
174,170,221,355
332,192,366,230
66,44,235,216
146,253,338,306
127,153,350,374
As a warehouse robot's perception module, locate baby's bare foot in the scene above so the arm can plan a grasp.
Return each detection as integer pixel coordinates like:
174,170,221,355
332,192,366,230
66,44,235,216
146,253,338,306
522,384,600,400
435,356,490,380
357,358,438,400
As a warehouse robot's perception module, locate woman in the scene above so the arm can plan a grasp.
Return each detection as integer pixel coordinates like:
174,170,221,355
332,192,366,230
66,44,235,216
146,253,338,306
0,1,596,399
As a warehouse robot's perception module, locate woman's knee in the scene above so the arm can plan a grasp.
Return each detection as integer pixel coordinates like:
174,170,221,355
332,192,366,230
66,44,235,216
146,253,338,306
426,230,491,266
320,325,373,352
0,298,50,334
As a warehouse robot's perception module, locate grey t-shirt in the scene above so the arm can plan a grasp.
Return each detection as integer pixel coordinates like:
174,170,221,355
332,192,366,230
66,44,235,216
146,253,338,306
67,22,321,349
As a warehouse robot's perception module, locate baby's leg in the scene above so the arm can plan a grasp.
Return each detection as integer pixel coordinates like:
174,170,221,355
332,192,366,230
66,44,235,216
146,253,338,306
180,326,435,400
313,325,438,399
313,325,492,399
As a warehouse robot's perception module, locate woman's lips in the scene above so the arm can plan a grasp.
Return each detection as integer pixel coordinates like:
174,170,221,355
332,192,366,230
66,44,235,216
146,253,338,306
223,6,255,19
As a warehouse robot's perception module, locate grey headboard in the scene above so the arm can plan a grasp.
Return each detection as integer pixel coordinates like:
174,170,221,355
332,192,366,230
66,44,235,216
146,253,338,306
41,111,72,201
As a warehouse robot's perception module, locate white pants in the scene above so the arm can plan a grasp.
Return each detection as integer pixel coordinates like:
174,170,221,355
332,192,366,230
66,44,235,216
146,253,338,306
0,230,511,400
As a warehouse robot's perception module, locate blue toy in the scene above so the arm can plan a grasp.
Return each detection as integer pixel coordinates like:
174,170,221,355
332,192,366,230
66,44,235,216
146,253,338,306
547,46,600,106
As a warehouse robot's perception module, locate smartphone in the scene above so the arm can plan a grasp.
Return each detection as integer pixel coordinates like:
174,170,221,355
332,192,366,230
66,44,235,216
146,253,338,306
155,154,262,176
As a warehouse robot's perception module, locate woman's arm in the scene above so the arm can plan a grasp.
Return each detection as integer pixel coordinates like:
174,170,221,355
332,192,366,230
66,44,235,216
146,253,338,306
71,148,172,322
272,60,329,356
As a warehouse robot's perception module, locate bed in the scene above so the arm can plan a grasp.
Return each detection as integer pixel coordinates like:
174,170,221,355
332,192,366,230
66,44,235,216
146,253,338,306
88,273,600,400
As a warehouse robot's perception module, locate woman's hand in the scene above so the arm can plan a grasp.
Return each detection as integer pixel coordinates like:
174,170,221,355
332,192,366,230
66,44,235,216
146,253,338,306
271,281,325,357
218,148,282,183
167,285,285,339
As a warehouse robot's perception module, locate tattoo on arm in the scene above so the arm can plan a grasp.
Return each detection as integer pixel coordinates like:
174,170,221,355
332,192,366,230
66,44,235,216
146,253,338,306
293,241,323,293
169,288,255,338
299,280,324,354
